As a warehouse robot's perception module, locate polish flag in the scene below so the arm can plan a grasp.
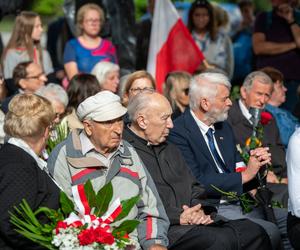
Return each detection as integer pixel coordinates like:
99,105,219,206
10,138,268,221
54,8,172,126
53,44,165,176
147,0,205,93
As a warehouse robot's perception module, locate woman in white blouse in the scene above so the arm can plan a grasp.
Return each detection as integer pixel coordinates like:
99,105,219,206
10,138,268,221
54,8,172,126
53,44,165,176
287,127,300,249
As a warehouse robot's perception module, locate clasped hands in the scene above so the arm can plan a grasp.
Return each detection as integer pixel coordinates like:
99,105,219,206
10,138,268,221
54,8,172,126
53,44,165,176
179,204,213,225
242,147,271,183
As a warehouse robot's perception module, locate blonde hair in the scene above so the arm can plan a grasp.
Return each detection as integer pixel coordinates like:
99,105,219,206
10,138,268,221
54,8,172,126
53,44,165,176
121,71,156,106
2,11,43,70
4,93,55,139
76,3,105,36
164,71,191,110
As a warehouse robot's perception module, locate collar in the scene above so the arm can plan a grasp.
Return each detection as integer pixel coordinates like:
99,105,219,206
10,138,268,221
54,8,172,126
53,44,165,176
190,109,215,135
79,130,124,158
238,99,252,121
8,137,47,171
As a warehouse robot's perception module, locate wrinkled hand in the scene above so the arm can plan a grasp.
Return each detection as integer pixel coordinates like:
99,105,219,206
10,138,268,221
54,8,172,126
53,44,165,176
148,244,167,250
277,3,294,23
180,204,213,225
267,170,280,184
242,147,271,183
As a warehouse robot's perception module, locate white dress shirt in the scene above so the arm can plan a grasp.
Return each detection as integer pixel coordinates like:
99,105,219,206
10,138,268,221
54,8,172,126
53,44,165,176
287,127,300,217
238,99,252,124
190,110,225,173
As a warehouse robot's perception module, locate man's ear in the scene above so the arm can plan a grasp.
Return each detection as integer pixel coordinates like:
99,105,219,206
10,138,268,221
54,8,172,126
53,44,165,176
136,114,148,130
83,120,93,136
240,86,247,100
200,98,210,112
18,79,27,90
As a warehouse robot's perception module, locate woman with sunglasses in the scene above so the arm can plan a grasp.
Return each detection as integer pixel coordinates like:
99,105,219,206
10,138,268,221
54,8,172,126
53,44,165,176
63,3,118,80
164,71,191,120
188,0,234,79
1,11,53,80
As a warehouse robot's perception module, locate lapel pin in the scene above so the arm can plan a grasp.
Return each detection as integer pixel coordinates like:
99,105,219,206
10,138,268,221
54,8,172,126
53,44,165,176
219,137,224,140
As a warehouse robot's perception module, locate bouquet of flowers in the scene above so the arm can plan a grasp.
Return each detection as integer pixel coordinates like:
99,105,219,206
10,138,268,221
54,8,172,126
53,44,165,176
47,119,70,155
10,180,140,250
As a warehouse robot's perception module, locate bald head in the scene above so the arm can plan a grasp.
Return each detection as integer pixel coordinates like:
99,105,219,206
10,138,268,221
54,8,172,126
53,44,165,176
127,92,173,145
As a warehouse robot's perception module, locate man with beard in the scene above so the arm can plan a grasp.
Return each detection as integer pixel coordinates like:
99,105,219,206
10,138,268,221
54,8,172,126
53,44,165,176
168,72,288,249
123,92,271,250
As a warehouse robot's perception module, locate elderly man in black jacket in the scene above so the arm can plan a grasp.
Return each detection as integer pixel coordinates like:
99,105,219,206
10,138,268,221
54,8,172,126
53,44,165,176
123,92,271,250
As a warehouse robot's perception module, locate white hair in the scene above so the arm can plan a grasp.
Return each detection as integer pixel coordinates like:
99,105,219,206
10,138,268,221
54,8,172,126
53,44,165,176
35,83,69,107
189,72,231,110
91,61,120,87
127,92,155,122
242,71,273,92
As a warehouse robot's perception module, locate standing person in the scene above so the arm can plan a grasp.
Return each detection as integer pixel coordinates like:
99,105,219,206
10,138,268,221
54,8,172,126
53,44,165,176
47,91,169,250
63,3,118,80
1,11,53,79
253,0,300,112
0,93,59,249
188,0,234,78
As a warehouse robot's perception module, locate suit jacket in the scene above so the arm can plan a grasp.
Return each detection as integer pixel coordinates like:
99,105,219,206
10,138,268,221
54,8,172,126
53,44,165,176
168,109,244,202
227,100,287,178
123,126,217,246
0,144,60,250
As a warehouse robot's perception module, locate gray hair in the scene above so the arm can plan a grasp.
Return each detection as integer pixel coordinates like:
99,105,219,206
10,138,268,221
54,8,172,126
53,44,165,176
35,83,69,107
127,92,155,122
242,71,273,92
189,72,231,110
91,61,120,87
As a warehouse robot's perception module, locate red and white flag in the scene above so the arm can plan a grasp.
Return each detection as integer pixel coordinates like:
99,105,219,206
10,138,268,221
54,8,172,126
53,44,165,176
147,0,205,93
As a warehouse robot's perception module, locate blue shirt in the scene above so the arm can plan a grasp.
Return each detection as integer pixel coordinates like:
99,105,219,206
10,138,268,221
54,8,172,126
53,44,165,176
266,104,299,147
63,38,118,73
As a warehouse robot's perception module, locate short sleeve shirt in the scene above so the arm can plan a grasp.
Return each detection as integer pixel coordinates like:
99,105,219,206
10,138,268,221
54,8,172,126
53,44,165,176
254,11,300,80
63,38,118,73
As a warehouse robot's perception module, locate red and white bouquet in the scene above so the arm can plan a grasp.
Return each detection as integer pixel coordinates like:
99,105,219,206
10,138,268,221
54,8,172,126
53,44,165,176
10,180,140,250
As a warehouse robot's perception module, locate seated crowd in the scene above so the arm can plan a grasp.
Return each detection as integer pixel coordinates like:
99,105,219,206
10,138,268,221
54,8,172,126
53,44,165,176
1,0,300,249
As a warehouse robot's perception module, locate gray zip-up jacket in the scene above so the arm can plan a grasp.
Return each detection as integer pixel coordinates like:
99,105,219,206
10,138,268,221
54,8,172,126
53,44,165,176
47,130,169,249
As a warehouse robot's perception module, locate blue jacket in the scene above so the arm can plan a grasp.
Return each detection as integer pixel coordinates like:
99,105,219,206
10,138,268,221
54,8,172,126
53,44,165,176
168,109,244,200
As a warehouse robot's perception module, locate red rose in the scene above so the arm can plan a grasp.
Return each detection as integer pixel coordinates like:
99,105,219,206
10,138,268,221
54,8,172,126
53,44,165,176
55,221,68,234
260,111,272,125
94,227,115,245
78,228,96,245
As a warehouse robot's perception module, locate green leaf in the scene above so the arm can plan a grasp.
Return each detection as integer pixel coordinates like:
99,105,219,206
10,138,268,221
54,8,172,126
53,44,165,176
114,195,140,222
60,191,74,216
84,180,97,209
95,182,113,217
112,219,140,236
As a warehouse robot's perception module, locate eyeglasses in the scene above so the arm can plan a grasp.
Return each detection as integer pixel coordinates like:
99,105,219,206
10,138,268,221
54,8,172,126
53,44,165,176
129,87,155,94
84,18,101,24
183,88,189,96
25,72,45,80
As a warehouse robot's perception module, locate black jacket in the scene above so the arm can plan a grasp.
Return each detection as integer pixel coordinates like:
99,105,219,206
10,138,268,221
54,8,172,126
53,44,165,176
123,126,217,246
0,144,60,250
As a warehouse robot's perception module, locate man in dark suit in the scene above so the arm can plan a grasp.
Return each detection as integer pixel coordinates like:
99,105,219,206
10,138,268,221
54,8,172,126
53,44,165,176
168,72,290,249
123,91,271,250
227,71,287,184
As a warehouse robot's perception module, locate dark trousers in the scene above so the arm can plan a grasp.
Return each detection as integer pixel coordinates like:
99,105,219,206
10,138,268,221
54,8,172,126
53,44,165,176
169,219,271,250
287,212,300,249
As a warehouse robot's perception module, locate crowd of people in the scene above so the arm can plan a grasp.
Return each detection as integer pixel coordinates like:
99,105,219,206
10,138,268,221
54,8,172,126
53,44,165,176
0,0,300,249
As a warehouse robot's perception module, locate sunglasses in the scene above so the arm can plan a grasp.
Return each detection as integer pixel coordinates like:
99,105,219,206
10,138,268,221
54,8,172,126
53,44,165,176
183,88,189,95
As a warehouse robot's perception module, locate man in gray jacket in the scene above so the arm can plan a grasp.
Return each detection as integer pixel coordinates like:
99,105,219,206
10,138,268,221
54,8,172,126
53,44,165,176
47,91,169,250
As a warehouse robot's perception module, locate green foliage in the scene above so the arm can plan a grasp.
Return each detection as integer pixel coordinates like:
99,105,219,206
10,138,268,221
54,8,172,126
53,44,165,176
31,0,64,16
46,121,70,155
59,192,74,217
95,182,113,217
115,195,140,222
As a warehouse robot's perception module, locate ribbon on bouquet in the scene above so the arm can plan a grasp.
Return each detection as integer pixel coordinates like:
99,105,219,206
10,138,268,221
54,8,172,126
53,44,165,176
56,184,123,233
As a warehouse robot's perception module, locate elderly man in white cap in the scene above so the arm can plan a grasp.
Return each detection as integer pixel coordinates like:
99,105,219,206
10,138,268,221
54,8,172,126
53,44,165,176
47,91,169,250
